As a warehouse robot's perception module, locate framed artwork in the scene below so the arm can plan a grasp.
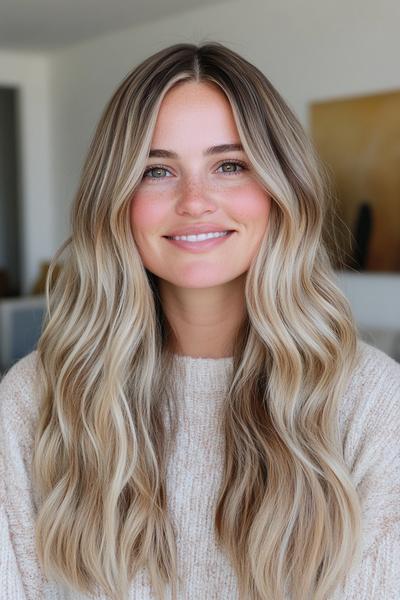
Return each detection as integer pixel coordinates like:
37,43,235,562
310,89,400,272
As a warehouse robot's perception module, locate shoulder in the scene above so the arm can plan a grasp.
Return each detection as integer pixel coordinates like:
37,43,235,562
337,340,400,564
0,350,39,390
353,338,400,391
340,339,400,421
0,351,41,443
339,339,400,475
0,352,49,595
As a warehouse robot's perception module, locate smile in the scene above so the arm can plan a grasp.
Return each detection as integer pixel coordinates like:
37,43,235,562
163,230,235,252
167,230,230,242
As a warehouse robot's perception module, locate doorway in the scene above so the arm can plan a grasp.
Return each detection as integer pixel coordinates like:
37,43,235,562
0,86,21,297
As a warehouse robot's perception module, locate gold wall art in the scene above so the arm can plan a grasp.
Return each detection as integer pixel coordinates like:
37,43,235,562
310,89,400,272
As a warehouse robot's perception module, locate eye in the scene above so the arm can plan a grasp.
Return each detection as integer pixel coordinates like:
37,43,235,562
142,165,173,180
142,159,248,181
216,160,247,175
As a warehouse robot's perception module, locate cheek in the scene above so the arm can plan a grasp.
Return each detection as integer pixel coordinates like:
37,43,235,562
130,192,168,237
228,183,271,223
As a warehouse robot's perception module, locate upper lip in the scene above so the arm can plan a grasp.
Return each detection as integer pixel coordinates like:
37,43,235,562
164,224,236,236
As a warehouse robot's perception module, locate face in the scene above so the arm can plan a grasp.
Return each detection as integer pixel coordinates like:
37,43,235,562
130,81,271,290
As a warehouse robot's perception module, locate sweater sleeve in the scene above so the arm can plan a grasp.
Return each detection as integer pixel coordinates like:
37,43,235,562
0,352,47,600
0,500,28,598
331,341,400,599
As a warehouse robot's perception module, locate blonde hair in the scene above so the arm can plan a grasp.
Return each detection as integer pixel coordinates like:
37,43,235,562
32,42,362,600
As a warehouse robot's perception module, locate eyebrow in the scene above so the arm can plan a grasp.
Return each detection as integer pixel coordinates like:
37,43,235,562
148,143,244,159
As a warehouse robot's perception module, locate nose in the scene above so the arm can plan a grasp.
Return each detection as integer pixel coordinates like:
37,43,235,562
175,177,218,217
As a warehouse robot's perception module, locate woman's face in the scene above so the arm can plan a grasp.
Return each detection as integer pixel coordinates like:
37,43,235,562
130,81,271,290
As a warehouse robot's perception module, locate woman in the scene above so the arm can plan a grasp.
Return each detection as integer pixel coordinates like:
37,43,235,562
0,42,399,600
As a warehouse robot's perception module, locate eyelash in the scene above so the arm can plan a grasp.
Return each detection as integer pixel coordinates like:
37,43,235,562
142,159,248,180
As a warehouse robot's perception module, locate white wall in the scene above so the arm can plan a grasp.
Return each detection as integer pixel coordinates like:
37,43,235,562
336,271,400,329
0,50,55,293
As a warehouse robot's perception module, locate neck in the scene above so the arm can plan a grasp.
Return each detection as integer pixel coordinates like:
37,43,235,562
159,274,246,359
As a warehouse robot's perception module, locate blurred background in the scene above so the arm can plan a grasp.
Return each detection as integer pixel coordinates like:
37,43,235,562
0,0,399,372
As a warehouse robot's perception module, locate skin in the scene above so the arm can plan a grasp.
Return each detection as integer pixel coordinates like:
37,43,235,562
130,81,271,358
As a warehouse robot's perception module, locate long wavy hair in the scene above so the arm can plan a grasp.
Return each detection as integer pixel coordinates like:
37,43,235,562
32,42,362,600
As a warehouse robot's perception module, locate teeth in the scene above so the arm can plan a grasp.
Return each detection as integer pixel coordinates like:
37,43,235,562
170,231,230,242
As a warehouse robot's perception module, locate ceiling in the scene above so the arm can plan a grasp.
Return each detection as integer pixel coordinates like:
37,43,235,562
0,0,226,51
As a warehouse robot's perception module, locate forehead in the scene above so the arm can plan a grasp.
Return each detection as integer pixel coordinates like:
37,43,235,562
151,81,240,148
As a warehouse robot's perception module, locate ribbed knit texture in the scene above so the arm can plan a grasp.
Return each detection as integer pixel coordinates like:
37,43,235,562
0,340,399,599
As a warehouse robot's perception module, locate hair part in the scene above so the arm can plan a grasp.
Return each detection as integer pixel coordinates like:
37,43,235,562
33,42,362,600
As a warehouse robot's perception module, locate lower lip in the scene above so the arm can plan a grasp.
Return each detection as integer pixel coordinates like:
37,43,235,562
163,231,235,252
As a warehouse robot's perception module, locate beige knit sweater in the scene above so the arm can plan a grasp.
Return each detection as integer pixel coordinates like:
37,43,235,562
0,340,399,599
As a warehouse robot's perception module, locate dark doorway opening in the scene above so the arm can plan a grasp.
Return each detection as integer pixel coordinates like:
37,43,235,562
0,86,21,297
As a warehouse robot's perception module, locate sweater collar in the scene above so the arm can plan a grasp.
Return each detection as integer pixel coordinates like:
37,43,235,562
170,353,234,396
